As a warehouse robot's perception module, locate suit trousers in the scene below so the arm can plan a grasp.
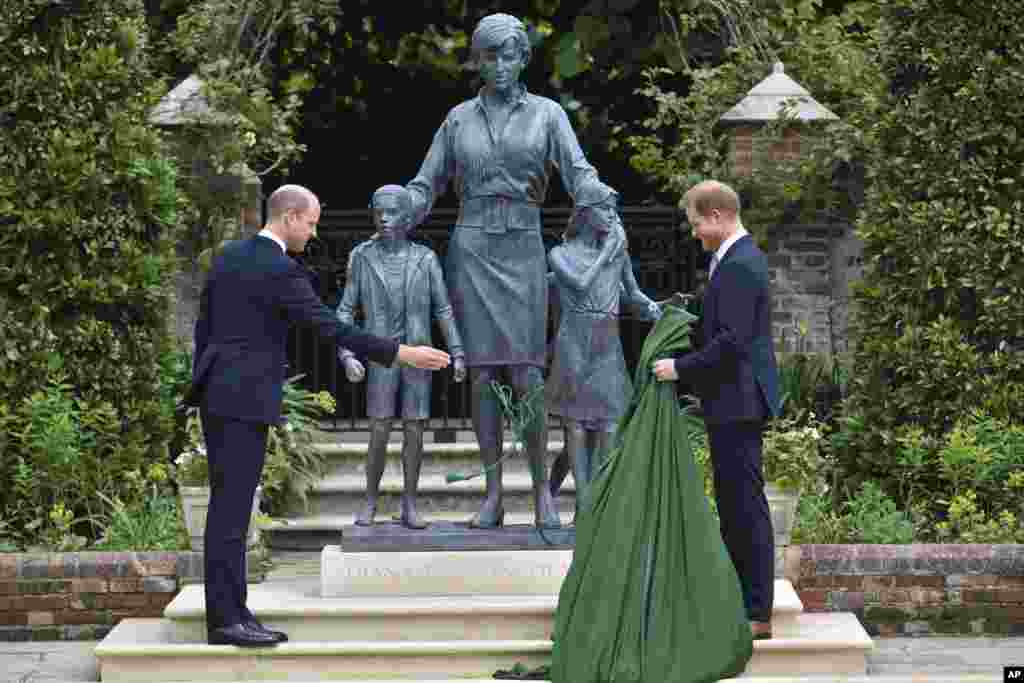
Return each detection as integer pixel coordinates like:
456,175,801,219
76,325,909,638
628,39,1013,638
199,406,268,631
706,421,775,623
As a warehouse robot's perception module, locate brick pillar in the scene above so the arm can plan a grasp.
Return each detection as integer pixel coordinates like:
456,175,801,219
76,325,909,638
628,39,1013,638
764,221,853,354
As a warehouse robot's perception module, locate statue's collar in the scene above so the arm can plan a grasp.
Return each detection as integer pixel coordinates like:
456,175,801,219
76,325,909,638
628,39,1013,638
473,85,531,111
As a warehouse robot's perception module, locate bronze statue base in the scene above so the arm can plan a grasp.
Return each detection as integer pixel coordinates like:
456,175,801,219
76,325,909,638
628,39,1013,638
341,520,575,552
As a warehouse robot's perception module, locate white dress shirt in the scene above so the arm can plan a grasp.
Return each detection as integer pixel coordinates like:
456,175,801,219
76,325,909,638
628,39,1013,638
257,228,287,253
710,225,748,278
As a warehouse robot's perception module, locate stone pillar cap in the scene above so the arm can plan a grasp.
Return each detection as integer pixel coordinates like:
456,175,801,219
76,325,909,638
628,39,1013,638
720,61,839,124
149,74,232,126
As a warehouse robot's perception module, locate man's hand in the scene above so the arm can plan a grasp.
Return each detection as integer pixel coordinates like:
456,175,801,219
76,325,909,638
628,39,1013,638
343,356,366,383
397,344,451,370
652,358,679,382
453,356,467,383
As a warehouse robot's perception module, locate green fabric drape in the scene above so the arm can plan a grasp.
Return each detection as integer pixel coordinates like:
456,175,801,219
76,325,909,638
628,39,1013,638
551,303,753,683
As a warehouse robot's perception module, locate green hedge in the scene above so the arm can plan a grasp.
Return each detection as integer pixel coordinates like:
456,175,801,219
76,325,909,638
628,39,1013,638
0,0,183,549
835,0,1024,518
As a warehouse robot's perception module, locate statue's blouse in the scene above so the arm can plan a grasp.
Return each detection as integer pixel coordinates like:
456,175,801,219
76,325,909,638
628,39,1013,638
407,88,596,232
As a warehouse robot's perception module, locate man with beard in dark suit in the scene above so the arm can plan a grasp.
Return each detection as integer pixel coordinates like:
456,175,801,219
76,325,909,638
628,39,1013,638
186,184,450,647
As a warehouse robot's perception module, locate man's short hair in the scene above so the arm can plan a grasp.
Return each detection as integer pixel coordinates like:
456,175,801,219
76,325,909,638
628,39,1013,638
268,185,316,221
683,180,741,218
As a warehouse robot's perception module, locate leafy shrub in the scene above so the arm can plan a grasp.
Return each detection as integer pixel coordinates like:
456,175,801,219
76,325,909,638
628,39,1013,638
260,377,335,515
173,410,209,487
792,480,915,545
835,0,1024,497
0,0,184,549
841,481,915,544
94,462,184,551
762,414,824,493
935,491,1024,545
790,492,848,545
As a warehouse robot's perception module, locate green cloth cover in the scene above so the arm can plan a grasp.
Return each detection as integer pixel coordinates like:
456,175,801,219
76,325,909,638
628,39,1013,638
551,302,753,683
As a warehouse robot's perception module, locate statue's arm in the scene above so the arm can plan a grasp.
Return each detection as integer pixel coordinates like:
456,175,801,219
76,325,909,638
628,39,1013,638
549,235,620,294
548,102,597,200
335,251,362,359
620,250,660,319
406,115,456,227
427,252,464,358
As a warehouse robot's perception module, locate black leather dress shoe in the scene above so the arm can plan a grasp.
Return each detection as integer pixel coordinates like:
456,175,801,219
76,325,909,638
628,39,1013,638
208,623,279,647
244,619,288,643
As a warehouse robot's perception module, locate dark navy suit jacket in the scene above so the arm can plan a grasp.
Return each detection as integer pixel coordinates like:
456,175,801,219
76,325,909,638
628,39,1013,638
186,235,399,424
674,234,780,425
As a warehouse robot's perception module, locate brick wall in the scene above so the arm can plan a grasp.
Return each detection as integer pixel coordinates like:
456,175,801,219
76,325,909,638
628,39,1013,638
786,545,1024,636
0,551,264,641
761,221,861,355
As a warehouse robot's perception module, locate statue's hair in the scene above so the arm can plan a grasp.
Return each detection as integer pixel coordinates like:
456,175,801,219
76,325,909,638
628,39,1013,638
268,184,317,221
683,180,741,217
370,184,412,213
565,197,618,241
469,13,531,68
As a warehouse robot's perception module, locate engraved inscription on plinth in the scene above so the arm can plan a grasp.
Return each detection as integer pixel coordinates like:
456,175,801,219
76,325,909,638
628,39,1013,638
321,546,574,597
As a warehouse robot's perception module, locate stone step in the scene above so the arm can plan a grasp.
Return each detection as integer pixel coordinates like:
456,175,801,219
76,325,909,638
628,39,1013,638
162,576,805,641
94,611,873,680
314,440,568,479
95,620,550,681
294,473,577,518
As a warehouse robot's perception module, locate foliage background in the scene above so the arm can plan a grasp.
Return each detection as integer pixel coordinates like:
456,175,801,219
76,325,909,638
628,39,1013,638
0,0,183,548
830,0,1024,531
2,0,1023,548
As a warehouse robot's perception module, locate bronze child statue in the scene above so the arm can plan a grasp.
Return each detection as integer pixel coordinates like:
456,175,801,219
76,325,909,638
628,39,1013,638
546,180,661,514
336,185,466,528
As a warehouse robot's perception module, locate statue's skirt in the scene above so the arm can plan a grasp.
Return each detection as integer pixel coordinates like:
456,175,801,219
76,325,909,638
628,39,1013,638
546,312,631,422
445,225,547,368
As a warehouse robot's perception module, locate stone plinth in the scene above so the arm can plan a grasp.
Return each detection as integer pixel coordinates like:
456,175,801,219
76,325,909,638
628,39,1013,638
321,546,572,597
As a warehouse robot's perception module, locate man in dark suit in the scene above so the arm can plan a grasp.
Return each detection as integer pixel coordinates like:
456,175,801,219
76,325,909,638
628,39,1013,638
186,185,450,647
652,180,780,640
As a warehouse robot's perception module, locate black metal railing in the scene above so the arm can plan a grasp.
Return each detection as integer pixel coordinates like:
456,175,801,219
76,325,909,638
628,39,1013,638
288,206,704,434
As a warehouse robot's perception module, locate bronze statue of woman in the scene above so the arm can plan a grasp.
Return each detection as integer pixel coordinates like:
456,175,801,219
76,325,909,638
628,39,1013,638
405,13,600,528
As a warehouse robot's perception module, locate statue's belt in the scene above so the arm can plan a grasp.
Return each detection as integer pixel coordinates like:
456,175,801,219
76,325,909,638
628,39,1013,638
456,196,541,233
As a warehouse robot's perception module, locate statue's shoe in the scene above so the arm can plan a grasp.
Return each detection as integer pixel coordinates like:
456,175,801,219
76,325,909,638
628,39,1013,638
534,489,562,529
468,507,505,529
535,515,562,530
355,502,377,526
397,512,429,529
548,451,570,496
